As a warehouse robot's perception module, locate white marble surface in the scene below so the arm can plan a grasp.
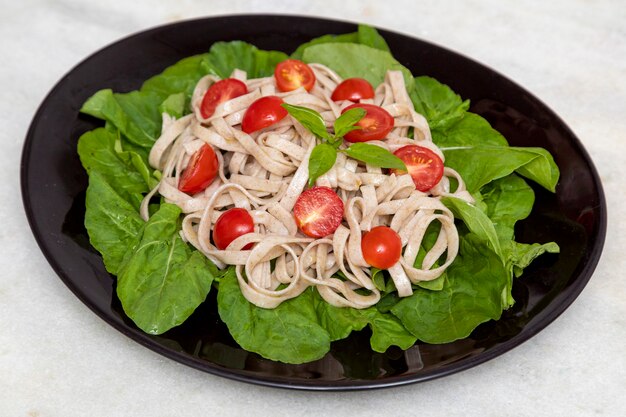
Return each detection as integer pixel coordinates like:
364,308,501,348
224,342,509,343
1,0,625,416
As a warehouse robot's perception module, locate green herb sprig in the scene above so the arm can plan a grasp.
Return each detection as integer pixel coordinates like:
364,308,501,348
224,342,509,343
282,103,407,186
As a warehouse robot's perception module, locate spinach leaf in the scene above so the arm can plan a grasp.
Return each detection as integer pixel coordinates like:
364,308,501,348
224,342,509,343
81,89,163,148
217,270,330,364
141,54,210,100
442,145,560,193
290,24,389,60
201,41,288,79
410,76,470,131
480,174,535,242
78,128,154,209
84,171,144,274
391,233,508,344
302,43,414,92
314,293,416,352
433,112,508,147
442,196,503,260
159,92,186,118
117,204,217,335
507,241,560,278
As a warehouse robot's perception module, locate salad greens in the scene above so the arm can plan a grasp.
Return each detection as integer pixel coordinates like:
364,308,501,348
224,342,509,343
77,25,560,363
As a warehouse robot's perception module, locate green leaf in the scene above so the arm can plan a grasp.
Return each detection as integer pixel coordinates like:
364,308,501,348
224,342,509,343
84,171,144,274
391,233,508,344
344,143,406,170
217,271,330,364
308,143,337,186
441,196,503,260
78,128,153,209
480,174,535,242
442,145,560,193
141,54,210,101
201,41,288,79
81,89,162,148
282,103,331,141
410,76,470,131
302,43,414,92
314,293,416,352
290,24,389,60
507,241,560,278
432,112,508,148
158,92,186,118
117,204,217,335
333,107,366,138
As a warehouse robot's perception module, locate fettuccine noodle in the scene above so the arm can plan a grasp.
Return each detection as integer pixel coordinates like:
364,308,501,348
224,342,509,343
141,65,473,309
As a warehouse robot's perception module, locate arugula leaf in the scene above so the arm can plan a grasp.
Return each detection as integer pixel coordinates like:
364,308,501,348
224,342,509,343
333,107,366,138
78,128,153,209
344,143,406,170
84,171,144,274
308,144,337,187
391,233,508,344
201,41,288,79
410,76,470,131
302,43,414,92
282,103,331,140
217,270,330,364
117,204,217,335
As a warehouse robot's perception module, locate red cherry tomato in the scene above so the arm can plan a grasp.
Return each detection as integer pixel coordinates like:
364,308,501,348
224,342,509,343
293,187,344,238
241,96,288,133
213,208,255,250
342,103,394,142
274,59,316,92
200,78,248,119
178,144,219,194
361,226,402,269
331,78,375,102
390,145,444,192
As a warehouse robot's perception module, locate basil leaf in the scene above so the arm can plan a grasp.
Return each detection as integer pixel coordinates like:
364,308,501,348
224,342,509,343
333,107,366,138
282,103,332,141
344,143,406,170
308,143,337,186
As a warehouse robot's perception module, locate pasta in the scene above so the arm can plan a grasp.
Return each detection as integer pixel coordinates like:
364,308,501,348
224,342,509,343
142,64,474,310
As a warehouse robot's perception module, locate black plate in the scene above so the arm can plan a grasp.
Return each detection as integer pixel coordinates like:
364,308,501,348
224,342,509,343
21,15,606,390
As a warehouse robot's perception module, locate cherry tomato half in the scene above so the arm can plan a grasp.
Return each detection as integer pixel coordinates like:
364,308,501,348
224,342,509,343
274,59,316,92
390,145,444,192
361,226,402,269
213,208,255,250
293,187,344,238
342,103,394,142
178,144,219,195
200,78,248,119
331,78,375,102
241,96,288,134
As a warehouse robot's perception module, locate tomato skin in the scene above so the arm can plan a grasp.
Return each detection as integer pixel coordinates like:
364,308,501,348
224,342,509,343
361,226,402,269
213,208,255,250
200,78,248,119
293,187,344,238
342,103,394,142
241,96,288,133
331,78,375,102
274,59,316,92
390,145,444,192
178,144,219,194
